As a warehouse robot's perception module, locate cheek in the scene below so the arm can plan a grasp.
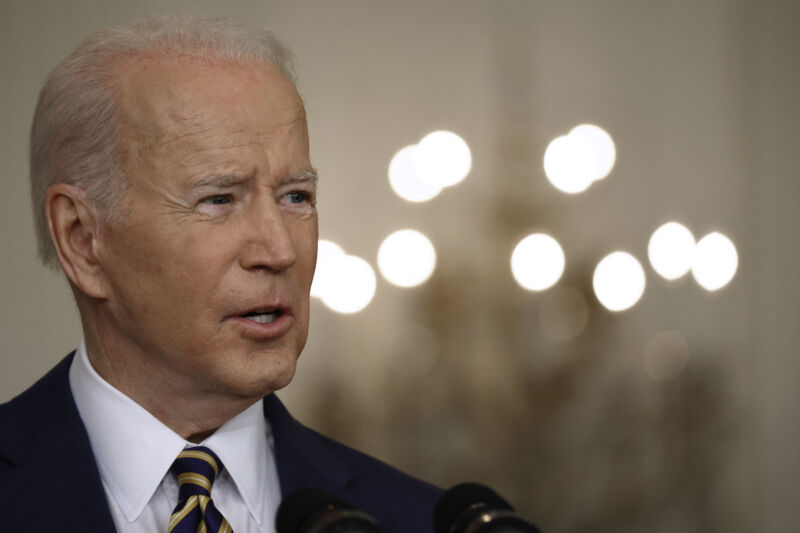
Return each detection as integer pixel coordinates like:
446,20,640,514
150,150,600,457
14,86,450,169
157,230,244,306
103,220,234,310
101,221,164,293
291,219,318,283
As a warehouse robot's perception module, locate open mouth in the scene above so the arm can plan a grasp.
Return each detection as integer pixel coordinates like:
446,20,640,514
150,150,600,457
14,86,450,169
240,309,283,324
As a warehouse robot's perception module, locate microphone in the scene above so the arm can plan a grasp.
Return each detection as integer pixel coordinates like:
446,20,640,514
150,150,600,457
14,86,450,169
434,483,542,533
276,487,385,533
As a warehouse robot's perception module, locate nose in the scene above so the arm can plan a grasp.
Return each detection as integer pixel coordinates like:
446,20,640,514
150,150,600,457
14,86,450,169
238,198,297,273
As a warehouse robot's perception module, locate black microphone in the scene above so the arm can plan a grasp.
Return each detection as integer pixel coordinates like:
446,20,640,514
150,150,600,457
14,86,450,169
276,487,385,533
434,483,542,533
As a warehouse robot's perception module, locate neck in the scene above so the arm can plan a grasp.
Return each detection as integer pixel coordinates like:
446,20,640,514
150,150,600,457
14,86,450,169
81,315,260,442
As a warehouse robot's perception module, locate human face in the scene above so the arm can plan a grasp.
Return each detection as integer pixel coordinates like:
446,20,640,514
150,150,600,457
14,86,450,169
95,58,317,401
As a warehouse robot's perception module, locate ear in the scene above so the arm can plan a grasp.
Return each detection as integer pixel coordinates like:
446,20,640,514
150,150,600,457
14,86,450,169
45,183,110,299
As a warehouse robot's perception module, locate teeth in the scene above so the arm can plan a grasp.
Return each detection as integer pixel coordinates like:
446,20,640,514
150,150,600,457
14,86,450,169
243,310,280,324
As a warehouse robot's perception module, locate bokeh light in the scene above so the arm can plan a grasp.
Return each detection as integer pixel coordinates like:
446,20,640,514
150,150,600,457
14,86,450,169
692,232,738,291
593,251,646,311
543,124,616,193
648,222,696,280
310,239,345,298
543,135,595,194
388,145,443,203
377,229,437,288
414,130,472,188
511,233,565,291
318,254,377,314
539,286,590,342
644,330,690,382
569,124,616,181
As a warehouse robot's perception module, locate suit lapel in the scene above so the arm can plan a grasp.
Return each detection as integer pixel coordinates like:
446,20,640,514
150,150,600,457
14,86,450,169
263,393,354,497
0,354,117,531
262,394,405,532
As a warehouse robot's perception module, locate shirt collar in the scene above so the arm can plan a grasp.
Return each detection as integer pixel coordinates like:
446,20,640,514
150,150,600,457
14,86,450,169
203,401,271,524
69,339,270,525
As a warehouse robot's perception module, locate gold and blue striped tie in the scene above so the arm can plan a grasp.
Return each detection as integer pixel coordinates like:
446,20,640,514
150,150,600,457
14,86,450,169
169,446,233,533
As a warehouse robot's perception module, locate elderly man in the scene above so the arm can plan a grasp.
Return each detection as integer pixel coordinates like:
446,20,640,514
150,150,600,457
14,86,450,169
0,16,440,532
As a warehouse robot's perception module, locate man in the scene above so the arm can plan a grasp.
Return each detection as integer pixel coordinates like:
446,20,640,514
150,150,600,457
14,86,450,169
0,16,440,532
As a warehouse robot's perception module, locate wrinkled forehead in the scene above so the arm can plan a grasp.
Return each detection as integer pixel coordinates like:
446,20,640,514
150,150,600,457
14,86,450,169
113,55,307,154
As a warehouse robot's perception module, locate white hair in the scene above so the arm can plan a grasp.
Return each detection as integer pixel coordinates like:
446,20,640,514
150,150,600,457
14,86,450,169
30,16,297,267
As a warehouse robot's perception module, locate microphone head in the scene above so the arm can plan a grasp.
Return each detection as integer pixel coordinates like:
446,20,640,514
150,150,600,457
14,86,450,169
276,488,384,533
434,483,539,533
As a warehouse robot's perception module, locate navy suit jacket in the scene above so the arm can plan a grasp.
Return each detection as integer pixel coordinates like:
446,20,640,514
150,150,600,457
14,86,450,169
0,354,441,532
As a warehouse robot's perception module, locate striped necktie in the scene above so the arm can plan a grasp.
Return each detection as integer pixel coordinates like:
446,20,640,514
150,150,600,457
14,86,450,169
169,446,234,533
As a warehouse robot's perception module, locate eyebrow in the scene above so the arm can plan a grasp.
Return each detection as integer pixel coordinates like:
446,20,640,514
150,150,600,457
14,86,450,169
187,168,318,191
287,168,319,187
187,174,249,191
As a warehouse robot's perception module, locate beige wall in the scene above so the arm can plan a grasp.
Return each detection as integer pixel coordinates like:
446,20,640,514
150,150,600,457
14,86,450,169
1,1,798,531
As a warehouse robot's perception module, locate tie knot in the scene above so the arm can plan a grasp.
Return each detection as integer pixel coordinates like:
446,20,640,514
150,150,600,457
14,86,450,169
171,446,223,498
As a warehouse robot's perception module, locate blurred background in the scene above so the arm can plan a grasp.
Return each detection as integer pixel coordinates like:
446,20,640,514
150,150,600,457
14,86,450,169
1,1,798,531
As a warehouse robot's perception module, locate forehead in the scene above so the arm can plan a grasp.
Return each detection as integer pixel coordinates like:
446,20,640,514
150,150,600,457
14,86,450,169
114,55,308,169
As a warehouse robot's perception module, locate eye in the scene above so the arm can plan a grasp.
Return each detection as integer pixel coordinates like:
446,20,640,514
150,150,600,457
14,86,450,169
284,191,312,204
201,194,232,206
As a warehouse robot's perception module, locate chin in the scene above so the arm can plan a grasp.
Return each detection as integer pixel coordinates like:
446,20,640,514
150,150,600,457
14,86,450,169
227,354,298,399
259,363,297,395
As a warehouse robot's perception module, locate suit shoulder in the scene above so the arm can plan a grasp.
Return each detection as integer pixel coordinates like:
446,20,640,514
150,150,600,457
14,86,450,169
300,424,442,532
308,424,440,495
265,395,442,532
0,354,78,466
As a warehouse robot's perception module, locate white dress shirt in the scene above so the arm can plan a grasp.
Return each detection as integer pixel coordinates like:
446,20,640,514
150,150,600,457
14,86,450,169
69,340,282,532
